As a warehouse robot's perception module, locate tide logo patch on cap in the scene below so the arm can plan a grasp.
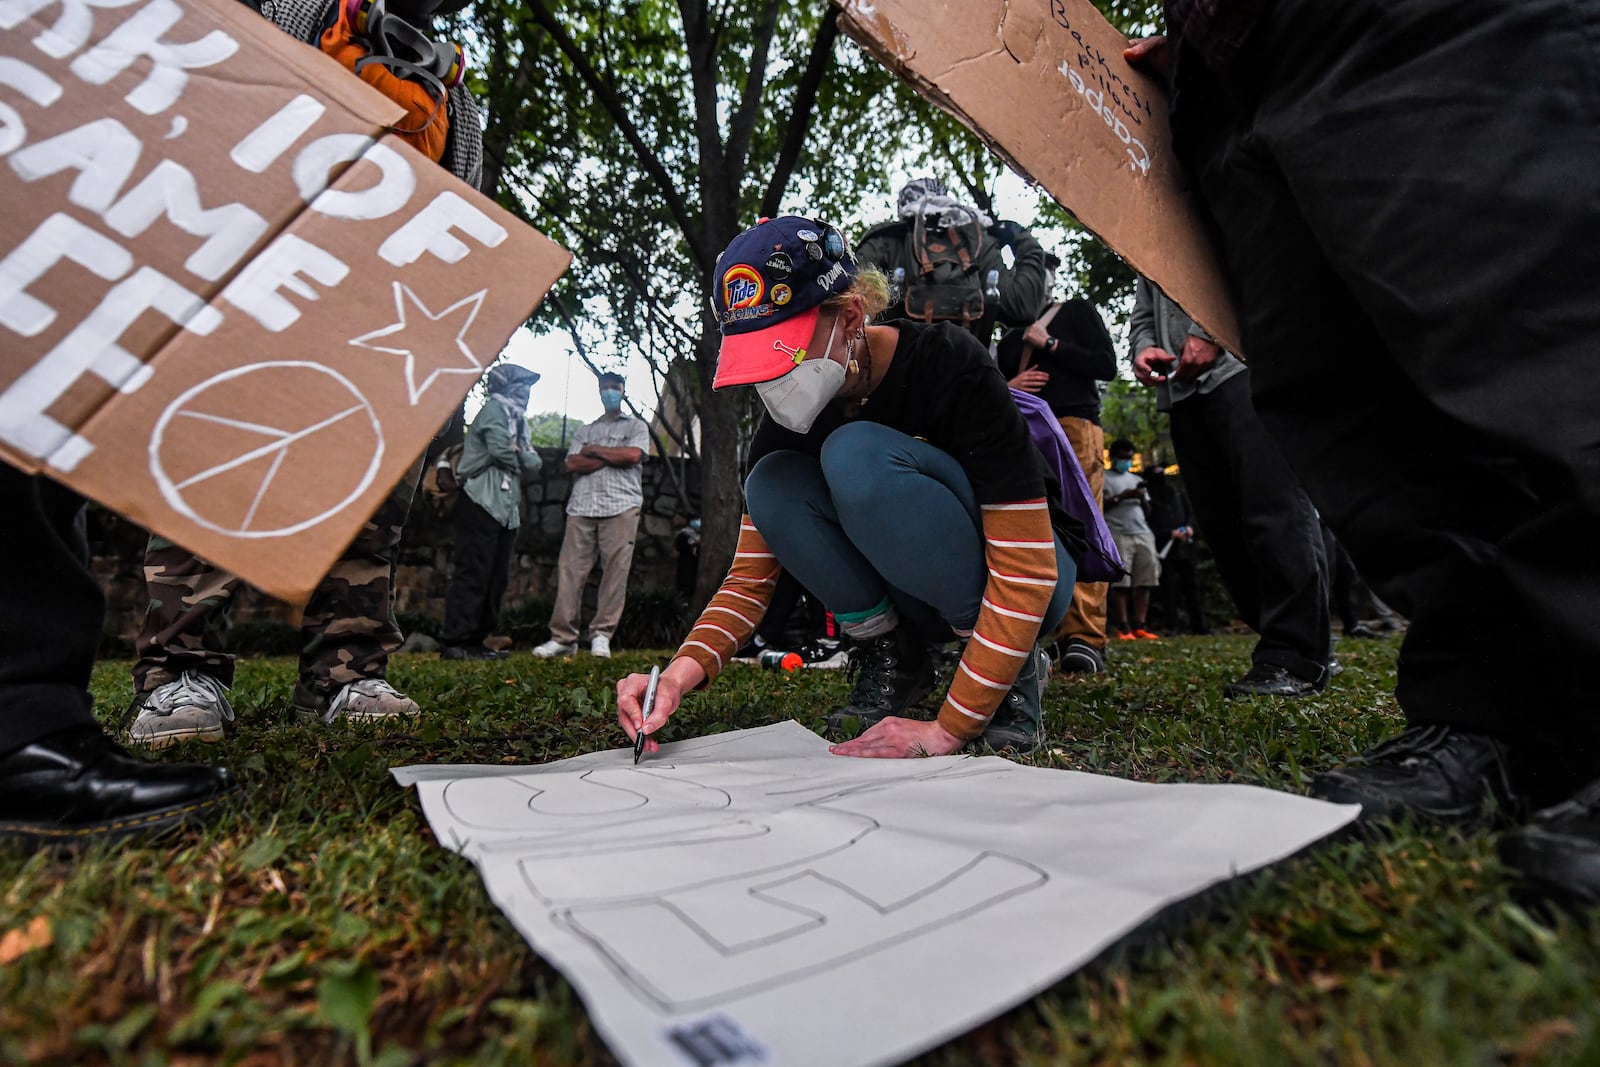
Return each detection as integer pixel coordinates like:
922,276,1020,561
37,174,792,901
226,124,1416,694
722,265,765,310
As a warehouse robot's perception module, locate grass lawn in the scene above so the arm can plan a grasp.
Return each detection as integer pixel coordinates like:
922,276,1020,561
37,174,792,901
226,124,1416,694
1,634,1596,1066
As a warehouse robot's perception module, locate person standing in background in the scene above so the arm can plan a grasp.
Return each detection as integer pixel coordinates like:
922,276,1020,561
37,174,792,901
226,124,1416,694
1102,439,1163,642
856,177,1051,348
533,373,650,660
439,366,543,660
1129,278,1329,698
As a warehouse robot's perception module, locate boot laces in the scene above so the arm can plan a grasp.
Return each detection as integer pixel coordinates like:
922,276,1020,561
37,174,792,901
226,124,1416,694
844,637,897,709
323,678,406,723
147,670,234,721
1361,724,1461,768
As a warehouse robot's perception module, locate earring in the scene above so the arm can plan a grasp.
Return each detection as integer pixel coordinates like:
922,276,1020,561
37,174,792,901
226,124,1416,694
845,333,859,374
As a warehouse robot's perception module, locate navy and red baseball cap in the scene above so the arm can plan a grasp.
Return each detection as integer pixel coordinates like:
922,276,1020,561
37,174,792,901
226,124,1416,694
711,215,857,389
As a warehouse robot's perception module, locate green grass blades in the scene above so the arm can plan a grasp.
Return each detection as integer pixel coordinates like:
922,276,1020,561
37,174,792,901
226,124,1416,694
0,636,1595,1065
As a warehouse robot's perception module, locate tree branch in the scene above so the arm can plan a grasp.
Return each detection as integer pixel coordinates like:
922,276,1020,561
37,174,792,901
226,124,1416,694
677,0,736,247
523,0,713,269
759,5,839,218
724,0,782,190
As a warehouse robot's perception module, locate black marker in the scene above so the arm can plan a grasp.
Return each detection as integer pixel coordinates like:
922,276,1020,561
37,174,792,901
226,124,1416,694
633,666,660,765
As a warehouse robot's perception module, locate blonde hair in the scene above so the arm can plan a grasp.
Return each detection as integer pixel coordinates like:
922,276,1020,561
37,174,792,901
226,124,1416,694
821,265,891,320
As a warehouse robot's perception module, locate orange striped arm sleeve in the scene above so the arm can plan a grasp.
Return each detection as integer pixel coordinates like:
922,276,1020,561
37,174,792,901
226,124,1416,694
937,500,1059,740
671,516,781,686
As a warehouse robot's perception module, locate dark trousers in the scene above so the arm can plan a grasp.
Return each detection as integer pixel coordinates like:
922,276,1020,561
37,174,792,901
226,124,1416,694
0,465,99,755
1167,373,1329,682
754,571,806,647
1155,545,1207,635
1173,0,1600,800
441,497,517,648
1321,524,1363,634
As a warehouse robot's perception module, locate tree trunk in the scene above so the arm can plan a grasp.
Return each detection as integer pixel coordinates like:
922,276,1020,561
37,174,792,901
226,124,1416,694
691,354,747,613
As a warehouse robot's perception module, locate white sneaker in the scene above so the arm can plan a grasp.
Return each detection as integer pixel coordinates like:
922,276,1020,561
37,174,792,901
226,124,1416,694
798,638,850,670
590,635,612,658
316,679,420,723
129,671,234,749
533,639,577,658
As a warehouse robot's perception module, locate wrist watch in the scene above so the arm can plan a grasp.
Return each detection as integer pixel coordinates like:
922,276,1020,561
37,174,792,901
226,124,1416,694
1046,336,1060,353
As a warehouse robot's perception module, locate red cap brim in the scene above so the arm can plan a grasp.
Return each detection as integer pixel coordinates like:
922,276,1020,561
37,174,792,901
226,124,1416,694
712,306,821,389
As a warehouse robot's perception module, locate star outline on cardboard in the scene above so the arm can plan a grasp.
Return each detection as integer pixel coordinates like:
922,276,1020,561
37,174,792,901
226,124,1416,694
349,283,489,405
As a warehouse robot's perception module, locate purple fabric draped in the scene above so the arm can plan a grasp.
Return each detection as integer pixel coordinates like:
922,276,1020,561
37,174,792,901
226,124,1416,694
1011,389,1125,583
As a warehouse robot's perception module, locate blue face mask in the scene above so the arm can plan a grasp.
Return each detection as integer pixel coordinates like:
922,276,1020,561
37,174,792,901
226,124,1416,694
1112,459,1133,473
600,388,623,411
689,518,702,532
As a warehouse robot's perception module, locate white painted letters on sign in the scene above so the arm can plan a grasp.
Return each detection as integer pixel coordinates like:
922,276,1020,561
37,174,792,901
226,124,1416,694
67,0,237,115
378,191,507,267
0,0,569,603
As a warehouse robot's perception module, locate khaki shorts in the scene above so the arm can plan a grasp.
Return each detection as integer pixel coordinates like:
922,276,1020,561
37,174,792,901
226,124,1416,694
1112,529,1161,589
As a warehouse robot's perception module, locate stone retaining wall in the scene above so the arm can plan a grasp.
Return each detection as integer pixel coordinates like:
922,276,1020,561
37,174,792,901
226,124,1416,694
91,448,702,644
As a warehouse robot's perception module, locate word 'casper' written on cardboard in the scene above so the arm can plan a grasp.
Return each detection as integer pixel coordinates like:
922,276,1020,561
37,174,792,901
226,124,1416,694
1048,0,1156,176
0,0,505,475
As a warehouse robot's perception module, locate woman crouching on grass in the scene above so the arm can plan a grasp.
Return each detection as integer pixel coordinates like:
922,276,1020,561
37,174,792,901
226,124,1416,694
617,215,1086,759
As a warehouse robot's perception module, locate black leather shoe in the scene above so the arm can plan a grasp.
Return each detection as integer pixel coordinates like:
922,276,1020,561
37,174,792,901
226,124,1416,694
0,727,239,843
825,628,936,738
1499,778,1600,910
1222,663,1323,698
1311,724,1519,828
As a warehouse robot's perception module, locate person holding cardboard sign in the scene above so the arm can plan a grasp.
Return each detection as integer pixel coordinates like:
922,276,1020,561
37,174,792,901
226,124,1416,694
617,216,1089,760
127,0,484,746
1130,0,1600,904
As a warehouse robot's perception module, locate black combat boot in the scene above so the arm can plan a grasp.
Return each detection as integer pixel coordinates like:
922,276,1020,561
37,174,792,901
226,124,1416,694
977,647,1051,755
824,627,936,738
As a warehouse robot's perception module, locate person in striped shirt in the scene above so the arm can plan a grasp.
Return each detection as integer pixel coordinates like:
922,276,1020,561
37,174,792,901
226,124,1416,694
617,216,1088,759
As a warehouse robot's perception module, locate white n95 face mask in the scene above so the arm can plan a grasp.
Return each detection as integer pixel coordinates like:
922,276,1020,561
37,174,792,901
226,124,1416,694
755,318,846,434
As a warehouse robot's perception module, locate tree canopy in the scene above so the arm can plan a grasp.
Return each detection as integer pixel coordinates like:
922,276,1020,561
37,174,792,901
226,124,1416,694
459,0,1166,602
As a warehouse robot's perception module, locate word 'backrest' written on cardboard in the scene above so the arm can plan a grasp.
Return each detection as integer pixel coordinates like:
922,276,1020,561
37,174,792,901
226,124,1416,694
0,0,569,603
836,0,1240,353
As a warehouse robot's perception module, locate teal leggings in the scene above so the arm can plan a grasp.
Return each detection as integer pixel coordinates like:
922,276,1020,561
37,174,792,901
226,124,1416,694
744,422,1075,642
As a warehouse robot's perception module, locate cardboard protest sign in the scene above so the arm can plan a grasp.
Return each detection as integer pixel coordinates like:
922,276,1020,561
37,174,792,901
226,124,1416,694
836,0,1240,352
0,0,570,602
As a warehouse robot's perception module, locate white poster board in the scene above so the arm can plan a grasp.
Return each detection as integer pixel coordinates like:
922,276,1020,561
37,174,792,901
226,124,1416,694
396,723,1357,1067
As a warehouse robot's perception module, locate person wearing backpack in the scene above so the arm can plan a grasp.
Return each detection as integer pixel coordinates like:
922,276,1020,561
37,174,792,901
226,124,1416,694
439,366,543,661
126,0,484,747
856,178,1052,348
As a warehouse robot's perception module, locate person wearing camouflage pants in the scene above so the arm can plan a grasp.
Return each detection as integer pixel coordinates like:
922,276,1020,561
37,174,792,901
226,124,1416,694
129,464,424,746
128,0,481,746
